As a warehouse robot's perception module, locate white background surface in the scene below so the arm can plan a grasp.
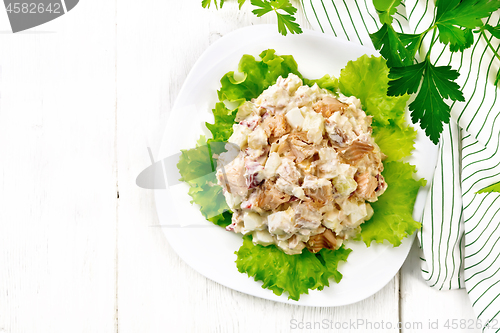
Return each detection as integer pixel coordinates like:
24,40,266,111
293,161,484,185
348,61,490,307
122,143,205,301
0,1,479,332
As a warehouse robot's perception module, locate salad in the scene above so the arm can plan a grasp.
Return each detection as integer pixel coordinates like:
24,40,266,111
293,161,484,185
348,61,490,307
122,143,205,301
177,49,425,300
217,74,387,255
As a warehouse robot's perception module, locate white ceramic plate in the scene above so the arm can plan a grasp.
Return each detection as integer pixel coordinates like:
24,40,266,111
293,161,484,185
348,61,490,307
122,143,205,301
155,25,437,306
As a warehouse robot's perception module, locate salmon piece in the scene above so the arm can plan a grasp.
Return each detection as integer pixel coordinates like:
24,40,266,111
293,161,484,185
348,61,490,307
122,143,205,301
254,179,290,211
326,124,348,148
354,172,378,201
302,175,333,204
262,114,291,139
341,140,374,165
294,202,323,231
289,132,317,163
304,186,333,204
276,132,317,163
313,96,347,118
306,229,341,253
276,158,301,184
217,153,248,197
287,235,306,252
296,156,316,175
276,137,291,156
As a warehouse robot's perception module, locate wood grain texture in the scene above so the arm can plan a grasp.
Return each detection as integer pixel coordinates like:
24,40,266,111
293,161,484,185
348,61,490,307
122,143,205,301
0,0,478,332
0,1,118,332
115,2,399,333
400,242,480,333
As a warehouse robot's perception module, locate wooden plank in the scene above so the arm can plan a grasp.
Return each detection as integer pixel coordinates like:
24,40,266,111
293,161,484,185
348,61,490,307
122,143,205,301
0,1,480,332
0,3,117,332
400,242,479,332
116,1,399,332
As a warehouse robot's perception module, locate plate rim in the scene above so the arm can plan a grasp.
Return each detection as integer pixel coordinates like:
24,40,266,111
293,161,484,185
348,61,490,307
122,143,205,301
154,24,430,307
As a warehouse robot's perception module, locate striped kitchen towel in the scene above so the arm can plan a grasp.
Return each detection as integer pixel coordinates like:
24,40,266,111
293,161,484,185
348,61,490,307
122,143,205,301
301,0,500,329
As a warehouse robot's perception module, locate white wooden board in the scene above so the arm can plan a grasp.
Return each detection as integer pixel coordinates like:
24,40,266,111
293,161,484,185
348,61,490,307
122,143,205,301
0,0,478,332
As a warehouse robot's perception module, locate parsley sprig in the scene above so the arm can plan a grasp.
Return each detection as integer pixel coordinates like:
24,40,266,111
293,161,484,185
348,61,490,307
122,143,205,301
202,0,500,143
370,0,500,143
251,0,302,35
202,0,302,35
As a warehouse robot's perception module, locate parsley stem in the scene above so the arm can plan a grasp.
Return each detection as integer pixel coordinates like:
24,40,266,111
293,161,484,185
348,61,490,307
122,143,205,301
421,25,436,37
426,28,438,61
415,26,436,62
480,29,500,63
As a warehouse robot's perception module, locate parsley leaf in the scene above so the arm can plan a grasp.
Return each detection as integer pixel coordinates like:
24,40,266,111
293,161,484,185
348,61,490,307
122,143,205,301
370,23,422,67
387,61,426,96
370,0,500,144
435,0,460,21
373,0,402,25
251,0,272,15
429,63,466,101
201,0,223,9
389,59,464,144
484,23,500,39
477,180,500,194
436,0,500,29
251,0,302,35
201,0,301,35
435,0,500,51
438,26,474,52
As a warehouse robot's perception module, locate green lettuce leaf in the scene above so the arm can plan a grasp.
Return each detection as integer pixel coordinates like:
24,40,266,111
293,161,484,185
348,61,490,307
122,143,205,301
338,55,423,245
338,54,416,161
373,122,416,162
303,74,339,92
235,235,351,300
218,49,302,102
205,102,239,142
177,136,230,224
177,50,426,300
360,161,426,246
339,54,410,129
177,136,214,183
208,211,232,228
187,172,228,219
208,49,303,142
